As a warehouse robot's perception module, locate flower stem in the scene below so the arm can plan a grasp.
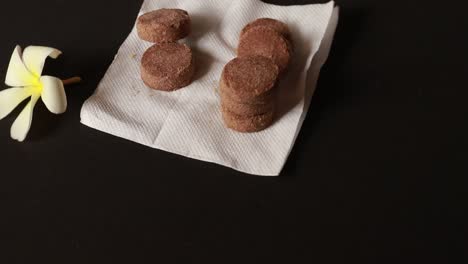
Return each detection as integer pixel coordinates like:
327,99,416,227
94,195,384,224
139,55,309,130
62,77,82,86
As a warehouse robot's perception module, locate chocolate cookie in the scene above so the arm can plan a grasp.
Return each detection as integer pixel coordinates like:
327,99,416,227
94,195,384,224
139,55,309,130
137,9,191,43
238,26,292,73
141,43,195,91
221,106,275,133
220,56,279,104
221,90,274,116
240,18,291,41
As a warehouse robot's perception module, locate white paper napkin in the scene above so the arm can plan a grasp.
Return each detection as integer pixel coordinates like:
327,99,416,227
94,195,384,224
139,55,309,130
80,0,339,176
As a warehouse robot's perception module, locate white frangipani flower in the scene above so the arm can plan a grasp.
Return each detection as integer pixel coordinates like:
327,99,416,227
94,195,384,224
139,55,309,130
0,45,80,142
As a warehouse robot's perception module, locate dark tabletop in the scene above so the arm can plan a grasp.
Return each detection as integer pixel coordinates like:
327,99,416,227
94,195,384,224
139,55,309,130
0,0,466,263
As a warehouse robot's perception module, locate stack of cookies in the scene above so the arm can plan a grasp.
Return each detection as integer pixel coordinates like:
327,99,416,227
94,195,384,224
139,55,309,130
137,9,195,91
220,18,293,133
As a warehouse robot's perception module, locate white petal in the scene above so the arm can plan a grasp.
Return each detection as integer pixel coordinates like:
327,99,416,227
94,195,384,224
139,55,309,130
0,87,33,120
23,46,62,77
40,76,67,114
10,94,39,142
5,45,38,87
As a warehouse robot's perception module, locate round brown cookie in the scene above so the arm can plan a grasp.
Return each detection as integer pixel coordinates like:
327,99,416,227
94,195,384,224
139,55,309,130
137,9,191,43
141,43,195,91
221,90,274,116
240,18,291,41
220,78,275,105
238,26,292,73
221,106,275,133
220,56,279,104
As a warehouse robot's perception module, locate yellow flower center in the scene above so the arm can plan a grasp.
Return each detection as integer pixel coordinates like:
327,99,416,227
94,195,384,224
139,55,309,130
27,77,43,95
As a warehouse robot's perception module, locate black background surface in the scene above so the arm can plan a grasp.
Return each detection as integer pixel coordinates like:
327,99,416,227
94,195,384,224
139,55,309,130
0,0,466,263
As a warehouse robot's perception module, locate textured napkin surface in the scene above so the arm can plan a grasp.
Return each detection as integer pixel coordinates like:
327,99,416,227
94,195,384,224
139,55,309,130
80,0,339,176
